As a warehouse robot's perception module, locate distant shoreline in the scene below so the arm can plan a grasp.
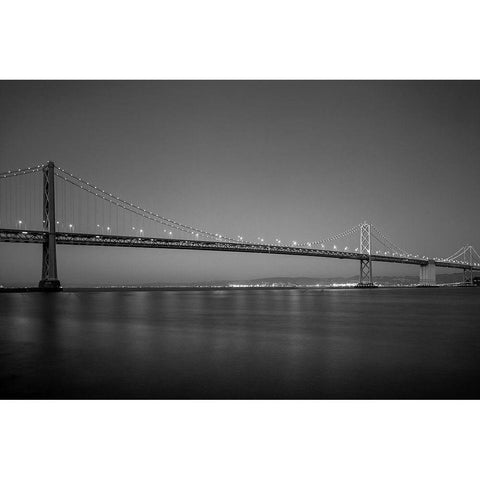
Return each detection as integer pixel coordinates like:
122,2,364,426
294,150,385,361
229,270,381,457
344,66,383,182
2,286,325,293
0,284,468,293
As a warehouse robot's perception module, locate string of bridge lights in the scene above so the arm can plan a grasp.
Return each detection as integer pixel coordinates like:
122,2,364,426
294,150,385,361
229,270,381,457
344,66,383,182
54,165,366,248
370,224,411,257
446,245,480,264
54,166,240,242
296,223,416,258
0,165,429,257
446,246,467,261
53,166,379,248
0,164,413,254
2,163,479,266
0,165,44,178
54,172,225,240
297,224,361,249
0,163,447,258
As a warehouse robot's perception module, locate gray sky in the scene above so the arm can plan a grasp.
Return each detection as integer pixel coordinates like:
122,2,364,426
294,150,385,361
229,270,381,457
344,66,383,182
1,81,479,285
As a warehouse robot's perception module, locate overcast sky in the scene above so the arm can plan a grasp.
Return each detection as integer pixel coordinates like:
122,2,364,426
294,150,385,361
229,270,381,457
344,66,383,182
1,81,479,285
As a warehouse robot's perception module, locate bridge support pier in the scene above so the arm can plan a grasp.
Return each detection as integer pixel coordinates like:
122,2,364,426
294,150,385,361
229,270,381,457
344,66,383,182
356,223,376,287
356,257,375,287
38,161,61,290
419,260,436,287
463,268,473,286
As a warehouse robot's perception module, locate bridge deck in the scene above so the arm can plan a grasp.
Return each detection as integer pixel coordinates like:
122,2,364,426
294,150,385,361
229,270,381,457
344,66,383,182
1,228,478,271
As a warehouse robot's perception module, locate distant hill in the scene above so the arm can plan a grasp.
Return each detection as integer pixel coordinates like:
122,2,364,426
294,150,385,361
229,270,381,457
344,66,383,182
247,272,470,286
4,272,475,289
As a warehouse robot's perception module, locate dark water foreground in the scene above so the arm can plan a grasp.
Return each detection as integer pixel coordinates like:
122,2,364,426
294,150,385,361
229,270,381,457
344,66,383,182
1,288,479,399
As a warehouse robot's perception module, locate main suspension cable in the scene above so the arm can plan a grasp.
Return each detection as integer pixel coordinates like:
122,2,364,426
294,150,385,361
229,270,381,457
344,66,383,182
54,166,238,242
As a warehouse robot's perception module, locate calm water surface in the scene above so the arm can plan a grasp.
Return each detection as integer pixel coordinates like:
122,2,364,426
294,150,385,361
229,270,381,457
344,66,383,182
1,288,479,399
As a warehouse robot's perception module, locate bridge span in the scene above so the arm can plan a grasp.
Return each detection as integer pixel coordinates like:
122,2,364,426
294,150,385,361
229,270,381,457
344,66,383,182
1,227,478,289
1,161,479,289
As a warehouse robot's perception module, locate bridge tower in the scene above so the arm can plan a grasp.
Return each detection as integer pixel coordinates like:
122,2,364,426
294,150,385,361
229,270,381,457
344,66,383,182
38,161,61,290
357,222,375,287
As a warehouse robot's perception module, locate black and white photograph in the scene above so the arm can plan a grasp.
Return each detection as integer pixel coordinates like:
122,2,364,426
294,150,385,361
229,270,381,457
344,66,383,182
1,2,480,480
1,79,480,400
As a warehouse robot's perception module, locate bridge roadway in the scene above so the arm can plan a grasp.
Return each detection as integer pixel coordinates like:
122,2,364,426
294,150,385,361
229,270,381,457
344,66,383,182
1,228,478,272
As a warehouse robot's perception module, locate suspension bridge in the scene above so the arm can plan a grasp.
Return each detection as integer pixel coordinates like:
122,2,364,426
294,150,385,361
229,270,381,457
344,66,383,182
1,162,479,290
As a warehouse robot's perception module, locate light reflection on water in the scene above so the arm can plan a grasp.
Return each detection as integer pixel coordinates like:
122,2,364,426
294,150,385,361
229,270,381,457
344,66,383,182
1,288,480,398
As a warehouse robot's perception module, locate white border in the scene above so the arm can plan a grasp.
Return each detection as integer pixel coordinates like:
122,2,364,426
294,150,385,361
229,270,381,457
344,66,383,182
1,1,480,479
1,0,480,79
1,400,479,479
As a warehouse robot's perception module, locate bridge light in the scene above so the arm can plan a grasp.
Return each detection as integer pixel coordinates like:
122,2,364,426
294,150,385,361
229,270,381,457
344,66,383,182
333,245,337,249
344,246,348,250
293,241,297,246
